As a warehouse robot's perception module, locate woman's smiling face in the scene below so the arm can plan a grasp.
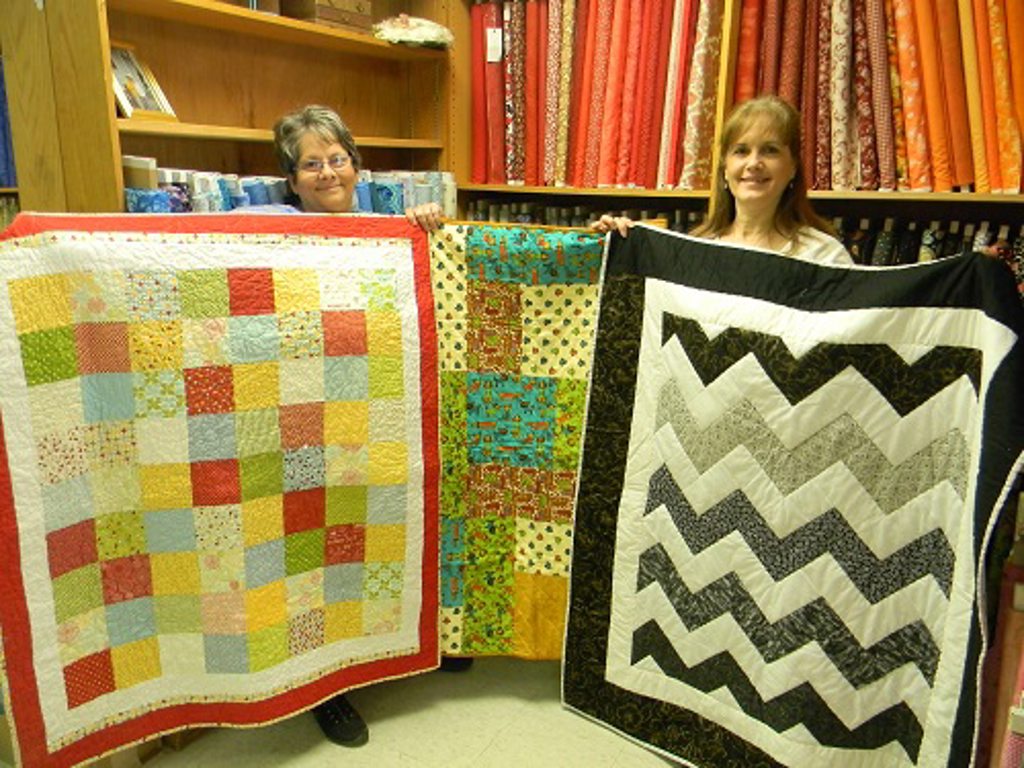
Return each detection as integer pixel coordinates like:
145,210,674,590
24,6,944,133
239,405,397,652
288,131,357,213
723,118,797,215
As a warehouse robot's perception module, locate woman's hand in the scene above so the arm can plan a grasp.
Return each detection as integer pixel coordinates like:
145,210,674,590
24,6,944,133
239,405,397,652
590,214,634,237
405,202,445,232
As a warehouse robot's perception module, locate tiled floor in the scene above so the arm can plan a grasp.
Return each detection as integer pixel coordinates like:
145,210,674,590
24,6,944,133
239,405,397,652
143,659,675,768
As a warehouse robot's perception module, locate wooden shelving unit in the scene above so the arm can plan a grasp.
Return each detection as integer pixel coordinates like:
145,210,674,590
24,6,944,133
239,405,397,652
1,0,452,212
4,0,1020,223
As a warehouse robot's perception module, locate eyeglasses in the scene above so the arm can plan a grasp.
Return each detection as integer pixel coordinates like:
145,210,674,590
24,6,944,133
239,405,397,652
296,154,352,174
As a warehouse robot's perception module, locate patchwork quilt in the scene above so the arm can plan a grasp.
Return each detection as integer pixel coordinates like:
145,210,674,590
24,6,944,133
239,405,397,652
0,213,439,767
563,225,1024,767
429,223,603,657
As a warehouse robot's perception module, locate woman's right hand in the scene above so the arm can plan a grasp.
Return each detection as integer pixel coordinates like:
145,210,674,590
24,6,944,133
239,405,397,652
590,214,634,237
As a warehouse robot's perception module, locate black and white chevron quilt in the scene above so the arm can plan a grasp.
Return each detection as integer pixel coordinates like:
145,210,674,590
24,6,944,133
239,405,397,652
562,225,1024,768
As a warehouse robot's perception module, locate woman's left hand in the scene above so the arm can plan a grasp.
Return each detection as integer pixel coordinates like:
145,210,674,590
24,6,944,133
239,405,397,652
405,202,445,232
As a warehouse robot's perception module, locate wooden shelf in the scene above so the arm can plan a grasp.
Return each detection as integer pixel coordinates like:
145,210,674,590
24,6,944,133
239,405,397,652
459,184,711,199
117,119,444,150
460,185,1024,205
809,190,1024,204
0,188,17,195
107,0,446,60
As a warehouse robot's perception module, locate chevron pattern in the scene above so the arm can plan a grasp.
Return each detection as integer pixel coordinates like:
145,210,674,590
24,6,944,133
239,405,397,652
564,231,1022,768
661,313,982,416
618,316,976,760
631,620,924,760
643,464,953,615
655,376,971,510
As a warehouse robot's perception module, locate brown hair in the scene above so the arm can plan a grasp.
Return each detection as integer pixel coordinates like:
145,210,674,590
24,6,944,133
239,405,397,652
691,96,834,242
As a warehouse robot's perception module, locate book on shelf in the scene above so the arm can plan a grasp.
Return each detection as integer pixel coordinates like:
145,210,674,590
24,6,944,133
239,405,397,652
0,57,17,188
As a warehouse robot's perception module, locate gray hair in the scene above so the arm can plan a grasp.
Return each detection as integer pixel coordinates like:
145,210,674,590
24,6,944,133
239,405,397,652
272,105,362,176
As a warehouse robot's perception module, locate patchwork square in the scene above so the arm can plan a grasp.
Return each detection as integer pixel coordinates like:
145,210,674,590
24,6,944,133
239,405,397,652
133,371,186,419
64,650,115,709
245,581,287,633
105,597,156,646
43,477,93,533
74,322,130,373
52,565,104,623
126,271,179,321
324,563,364,603
366,311,403,356
47,520,98,579
153,595,201,633
240,452,284,501
9,274,72,333
326,486,367,526
279,358,325,404
69,271,128,323
228,315,279,363
188,413,237,461
233,362,281,411
322,311,367,356
194,504,243,551
128,321,182,371
278,311,323,359
227,268,275,316
325,524,365,564
324,601,362,641
367,485,407,525
137,417,189,465
241,495,284,546
324,401,368,444
245,540,285,590
21,327,78,386
184,366,235,415
81,374,135,422
111,637,161,690
273,268,320,313
283,446,325,492
190,459,241,506
283,488,325,533
178,270,229,319
140,463,192,510
100,555,153,603
465,373,556,467
324,356,368,400
368,399,405,442
29,379,84,435
236,409,282,456
201,592,246,635
144,509,197,553
182,318,229,367
279,402,324,449
150,552,201,596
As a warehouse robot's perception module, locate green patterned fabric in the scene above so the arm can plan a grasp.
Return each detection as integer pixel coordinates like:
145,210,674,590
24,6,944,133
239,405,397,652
430,223,603,657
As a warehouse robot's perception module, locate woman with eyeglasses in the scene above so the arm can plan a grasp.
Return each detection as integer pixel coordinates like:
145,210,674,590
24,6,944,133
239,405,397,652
267,105,451,750
273,104,444,230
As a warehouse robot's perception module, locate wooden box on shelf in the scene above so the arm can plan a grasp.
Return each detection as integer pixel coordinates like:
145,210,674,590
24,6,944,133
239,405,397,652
279,0,373,32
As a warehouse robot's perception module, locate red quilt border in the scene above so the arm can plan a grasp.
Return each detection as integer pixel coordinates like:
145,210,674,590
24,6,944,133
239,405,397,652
0,213,440,767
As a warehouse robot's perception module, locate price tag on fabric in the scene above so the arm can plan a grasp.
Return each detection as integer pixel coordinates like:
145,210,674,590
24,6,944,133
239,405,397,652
485,27,502,62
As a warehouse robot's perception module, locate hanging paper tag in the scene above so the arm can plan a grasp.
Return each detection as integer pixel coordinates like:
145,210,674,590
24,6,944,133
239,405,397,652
486,27,503,62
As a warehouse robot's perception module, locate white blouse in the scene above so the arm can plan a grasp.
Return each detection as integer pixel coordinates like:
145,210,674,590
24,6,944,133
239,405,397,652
780,227,855,266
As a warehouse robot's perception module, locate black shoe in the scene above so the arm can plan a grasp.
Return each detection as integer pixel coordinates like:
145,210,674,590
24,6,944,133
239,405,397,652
313,694,369,747
439,656,474,672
